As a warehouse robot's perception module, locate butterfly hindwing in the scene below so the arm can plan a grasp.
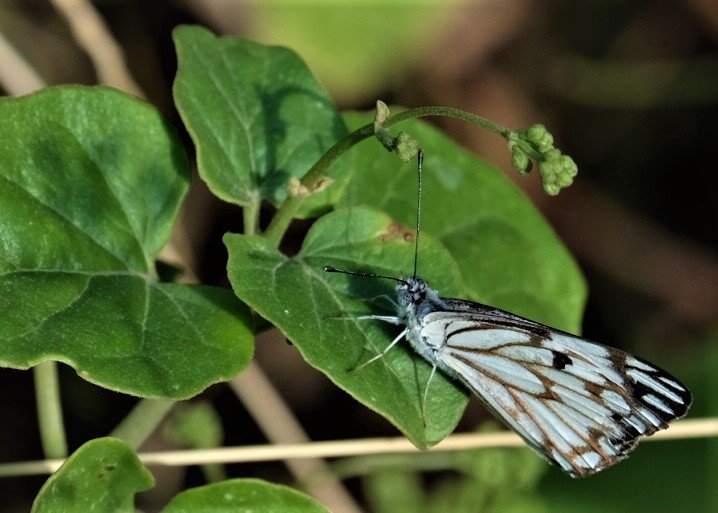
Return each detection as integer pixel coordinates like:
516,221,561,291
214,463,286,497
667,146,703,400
420,305,691,477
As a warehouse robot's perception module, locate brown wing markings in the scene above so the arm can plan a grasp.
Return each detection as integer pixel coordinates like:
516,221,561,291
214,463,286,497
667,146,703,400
451,353,545,395
508,388,599,477
451,349,611,477
542,398,622,474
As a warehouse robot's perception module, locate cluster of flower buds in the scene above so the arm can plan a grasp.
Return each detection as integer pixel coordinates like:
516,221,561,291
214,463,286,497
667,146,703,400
373,101,578,195
374,101,419,162
508,124,578,195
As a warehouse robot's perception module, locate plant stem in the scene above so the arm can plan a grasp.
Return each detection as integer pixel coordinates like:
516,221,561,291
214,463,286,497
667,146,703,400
201,463,227,484
243,192,261,236
0,416,713,478
386,106,510,138
110,398,175,449
262,106,510,246
262,123,374,246
33,361,68,459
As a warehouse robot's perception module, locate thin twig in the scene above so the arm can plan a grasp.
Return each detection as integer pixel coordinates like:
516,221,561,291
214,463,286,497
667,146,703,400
229,361,364,513
48,0,143,97
0,31,46,94
1,417,716,478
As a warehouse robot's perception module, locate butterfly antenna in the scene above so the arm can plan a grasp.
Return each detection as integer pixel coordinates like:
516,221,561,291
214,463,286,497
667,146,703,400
324,266,408,285
413,149,423,279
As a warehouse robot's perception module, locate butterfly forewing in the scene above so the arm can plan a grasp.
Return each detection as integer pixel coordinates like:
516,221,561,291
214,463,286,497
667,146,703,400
421,305,691,477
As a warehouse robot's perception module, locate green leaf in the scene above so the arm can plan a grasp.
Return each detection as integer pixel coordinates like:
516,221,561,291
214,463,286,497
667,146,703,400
338,113,586,333
31,437,154,513
161,478,330,513
0,87,253,398
173,25,349,216
225,207,468,448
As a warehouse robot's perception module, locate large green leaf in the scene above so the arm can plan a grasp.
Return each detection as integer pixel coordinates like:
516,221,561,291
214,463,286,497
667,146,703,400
225,207,468,448
338,114,586,333
173,25,349,216
0,87,253,398
161,479,330,513
31,437,154,513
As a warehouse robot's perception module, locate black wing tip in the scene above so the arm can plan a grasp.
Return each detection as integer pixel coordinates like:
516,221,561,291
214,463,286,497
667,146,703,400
624,358,693,424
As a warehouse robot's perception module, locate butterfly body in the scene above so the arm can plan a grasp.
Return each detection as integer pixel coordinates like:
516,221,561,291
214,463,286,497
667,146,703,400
386,276,692,477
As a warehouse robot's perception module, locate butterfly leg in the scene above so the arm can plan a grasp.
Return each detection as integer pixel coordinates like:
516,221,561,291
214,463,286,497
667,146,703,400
421,364,438,427
355,315,402,325
376,294,399,310
327,314,401,324
351,329,408,371
348,294,399,310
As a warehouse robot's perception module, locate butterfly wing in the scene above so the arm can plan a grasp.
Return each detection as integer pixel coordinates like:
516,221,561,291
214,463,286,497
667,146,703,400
421,304,692,477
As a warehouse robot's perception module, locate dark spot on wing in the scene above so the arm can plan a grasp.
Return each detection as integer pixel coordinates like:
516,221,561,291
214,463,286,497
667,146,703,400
378,221,414,243
551,350,572,370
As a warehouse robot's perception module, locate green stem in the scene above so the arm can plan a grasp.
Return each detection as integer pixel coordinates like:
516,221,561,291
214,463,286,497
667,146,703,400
385,106,510,138
201,463,227,484
262,106,510,246
243,192,261,235
110,398,175,449
33,361,68,459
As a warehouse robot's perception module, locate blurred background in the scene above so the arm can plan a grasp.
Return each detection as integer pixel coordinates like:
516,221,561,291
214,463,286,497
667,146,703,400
0,0,716,511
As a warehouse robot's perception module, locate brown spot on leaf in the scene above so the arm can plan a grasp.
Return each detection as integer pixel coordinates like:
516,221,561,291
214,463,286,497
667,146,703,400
378,221,415,243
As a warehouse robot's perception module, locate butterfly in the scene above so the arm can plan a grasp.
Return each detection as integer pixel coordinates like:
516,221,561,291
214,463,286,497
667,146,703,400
325,149,692,477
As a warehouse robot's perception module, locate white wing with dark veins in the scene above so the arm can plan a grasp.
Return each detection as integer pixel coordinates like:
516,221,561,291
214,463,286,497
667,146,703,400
420,310,692,477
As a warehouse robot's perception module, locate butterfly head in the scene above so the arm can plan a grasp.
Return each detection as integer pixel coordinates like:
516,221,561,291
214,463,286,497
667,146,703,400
396,276,439,309
396,276,426,304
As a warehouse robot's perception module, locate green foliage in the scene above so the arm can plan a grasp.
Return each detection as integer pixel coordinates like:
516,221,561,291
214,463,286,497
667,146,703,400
173,25,350,217
2,26,594,511
161,479,331,513
32,438,329,513
338,114,586,333
364,424,548,513
0,87,254,398
225,207,468,448
31,437,154,513
220,59,585,447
